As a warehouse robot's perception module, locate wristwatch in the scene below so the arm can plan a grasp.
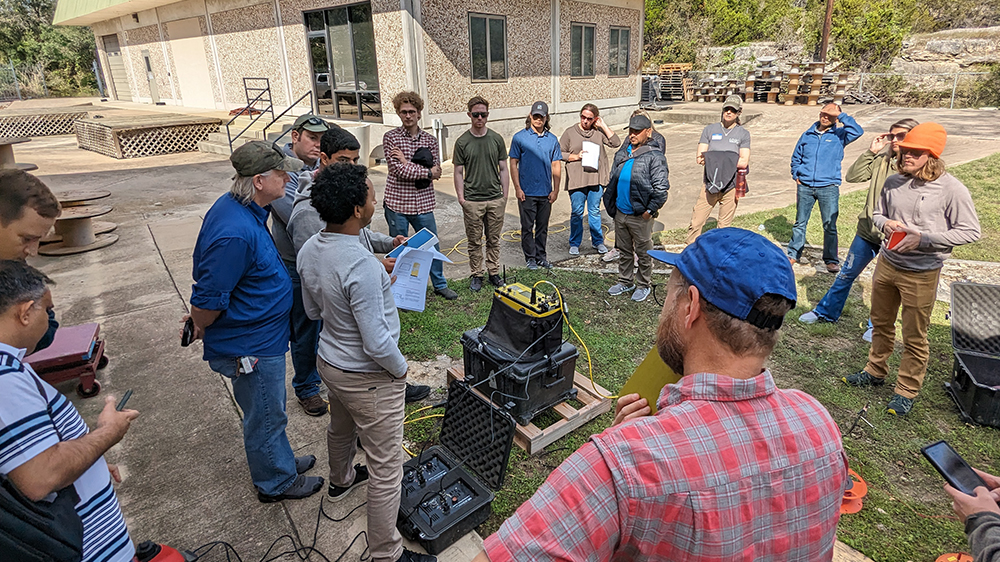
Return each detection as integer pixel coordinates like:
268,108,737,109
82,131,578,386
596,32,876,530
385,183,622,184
427,169,433,180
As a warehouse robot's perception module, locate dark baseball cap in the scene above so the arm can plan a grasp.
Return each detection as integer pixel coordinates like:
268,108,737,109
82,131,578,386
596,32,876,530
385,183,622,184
648,228,797,330
628,114,652,131
231,141,303,177
292,114,329,133
530,101,549,117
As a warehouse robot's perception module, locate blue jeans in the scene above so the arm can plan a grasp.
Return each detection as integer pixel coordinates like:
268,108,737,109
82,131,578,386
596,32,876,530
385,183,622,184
286,262,322,400
569,187,604,248
209,355,297,496
383,206,447,290
813,235,881,321
787,183,840,265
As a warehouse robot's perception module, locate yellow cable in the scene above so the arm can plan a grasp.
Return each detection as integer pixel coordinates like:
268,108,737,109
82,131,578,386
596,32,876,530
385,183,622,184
404,404,434,420
403,444,415,457
532,280,618,400
404,414,444,425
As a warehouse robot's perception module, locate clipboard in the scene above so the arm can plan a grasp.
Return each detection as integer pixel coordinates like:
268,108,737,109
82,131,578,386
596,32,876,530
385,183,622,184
618,347,682,414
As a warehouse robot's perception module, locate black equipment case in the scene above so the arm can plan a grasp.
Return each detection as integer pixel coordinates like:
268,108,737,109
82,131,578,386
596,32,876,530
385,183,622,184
461,327,579,426
943,282,1000,428
397,381,516,554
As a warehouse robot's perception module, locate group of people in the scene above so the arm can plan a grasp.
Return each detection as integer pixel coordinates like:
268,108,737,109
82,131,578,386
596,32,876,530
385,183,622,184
0,87,991,562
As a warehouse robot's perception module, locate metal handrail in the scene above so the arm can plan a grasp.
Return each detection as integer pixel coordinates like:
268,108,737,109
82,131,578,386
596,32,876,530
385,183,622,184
225,87,273,152
262,90,315,147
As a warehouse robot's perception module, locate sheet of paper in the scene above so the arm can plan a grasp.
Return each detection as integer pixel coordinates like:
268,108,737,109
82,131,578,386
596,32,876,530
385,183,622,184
394,244,453,264
581,140,600,172
390,248,433,312
618,346,681,414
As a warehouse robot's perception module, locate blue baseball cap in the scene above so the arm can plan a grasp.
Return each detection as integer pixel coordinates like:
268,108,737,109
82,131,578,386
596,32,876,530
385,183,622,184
648,228,797,330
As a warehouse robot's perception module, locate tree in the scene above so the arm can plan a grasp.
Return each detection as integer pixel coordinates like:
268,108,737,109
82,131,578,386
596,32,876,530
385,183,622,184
828,0,916,70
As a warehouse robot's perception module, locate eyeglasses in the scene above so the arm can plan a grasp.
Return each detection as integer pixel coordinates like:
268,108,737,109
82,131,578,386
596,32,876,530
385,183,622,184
888,132,907,141
470,112,488,118
398,109,418,116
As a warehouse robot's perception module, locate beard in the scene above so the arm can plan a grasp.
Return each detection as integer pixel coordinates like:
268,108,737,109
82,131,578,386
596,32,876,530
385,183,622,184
656,306,686,376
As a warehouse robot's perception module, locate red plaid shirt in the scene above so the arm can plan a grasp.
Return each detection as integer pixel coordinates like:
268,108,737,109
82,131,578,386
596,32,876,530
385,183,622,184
484,371,847,562
383,126,441,215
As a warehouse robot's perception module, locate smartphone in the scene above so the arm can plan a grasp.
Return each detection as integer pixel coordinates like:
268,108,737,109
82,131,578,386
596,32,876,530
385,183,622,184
116,389,133,411
887,230,906,250
921,440,987,495
181,317,194,347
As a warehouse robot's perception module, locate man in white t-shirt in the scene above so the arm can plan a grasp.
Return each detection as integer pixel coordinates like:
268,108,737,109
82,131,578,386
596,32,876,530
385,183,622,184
0,259,138,562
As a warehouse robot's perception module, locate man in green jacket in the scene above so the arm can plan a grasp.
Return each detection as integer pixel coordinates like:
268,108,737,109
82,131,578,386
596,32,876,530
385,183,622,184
798,118,918,341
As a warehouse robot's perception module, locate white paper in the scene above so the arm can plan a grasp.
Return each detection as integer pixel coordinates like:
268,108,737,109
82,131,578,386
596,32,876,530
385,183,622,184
581,140,600,172
390,249,433,312
394,244,453,264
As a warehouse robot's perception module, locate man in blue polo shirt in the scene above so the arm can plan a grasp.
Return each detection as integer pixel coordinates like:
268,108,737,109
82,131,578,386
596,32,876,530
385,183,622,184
509,101,562,270
185,141,324,503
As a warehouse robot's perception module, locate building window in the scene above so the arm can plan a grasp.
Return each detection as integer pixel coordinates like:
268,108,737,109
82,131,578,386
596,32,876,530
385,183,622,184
469,14,507,82
571,23,595,78
609,27,630,76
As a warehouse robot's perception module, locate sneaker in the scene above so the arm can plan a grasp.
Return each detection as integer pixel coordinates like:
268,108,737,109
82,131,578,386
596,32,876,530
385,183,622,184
886,394,915,416
434,287,458,300
826,262,841,273
798,311,821,324
470,276,483,292
602,248,620,263
405,383,430,403
395,548,437,562
608,283,635,296
842,370,885,388
526,258,538,270
862,326,874,343
258,474,324,503
632,287,651,302
488,273,504,287
298,394,328,417
329,464,369,501
596,244,609,254
295,455,316,474
538,259,553,269
569,246,580,255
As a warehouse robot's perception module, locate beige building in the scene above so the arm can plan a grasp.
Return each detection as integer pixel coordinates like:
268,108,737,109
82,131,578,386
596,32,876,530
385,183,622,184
55,0,643,158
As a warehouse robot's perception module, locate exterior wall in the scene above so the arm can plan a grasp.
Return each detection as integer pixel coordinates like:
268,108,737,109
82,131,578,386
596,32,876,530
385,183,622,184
121,23,175,102
210,3,289,106
90,20,118,100
558,0,640,104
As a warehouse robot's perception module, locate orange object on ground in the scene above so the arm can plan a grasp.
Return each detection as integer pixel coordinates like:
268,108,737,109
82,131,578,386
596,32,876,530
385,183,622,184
936,554,973,562
840,468,868,514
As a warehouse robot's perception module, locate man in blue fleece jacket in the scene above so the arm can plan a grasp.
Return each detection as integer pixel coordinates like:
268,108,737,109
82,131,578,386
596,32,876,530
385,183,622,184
787,103,863,273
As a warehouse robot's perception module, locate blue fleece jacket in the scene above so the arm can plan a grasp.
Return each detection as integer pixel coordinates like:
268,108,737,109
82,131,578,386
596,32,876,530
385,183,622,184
790,113,863,187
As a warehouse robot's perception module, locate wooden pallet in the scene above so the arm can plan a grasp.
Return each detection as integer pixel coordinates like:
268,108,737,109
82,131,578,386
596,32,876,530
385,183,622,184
447,365,613,456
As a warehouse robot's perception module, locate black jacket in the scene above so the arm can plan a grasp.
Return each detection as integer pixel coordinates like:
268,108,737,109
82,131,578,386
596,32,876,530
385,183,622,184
603,143,670,218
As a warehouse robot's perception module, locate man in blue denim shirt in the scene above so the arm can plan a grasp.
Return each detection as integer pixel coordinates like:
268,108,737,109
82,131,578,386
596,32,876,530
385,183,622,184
185,141,324,503
787,103,863,273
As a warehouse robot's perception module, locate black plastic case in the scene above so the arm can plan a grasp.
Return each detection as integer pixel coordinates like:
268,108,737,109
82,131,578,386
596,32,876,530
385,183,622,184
397,381,516,554
461,327,579,425
943,283,1000,427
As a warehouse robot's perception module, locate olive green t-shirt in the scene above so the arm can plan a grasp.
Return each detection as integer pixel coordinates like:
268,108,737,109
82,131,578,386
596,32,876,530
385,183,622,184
453,129,507,201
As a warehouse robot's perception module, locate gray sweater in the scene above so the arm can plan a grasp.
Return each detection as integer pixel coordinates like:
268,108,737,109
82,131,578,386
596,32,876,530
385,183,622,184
297,231,408,378
873,172,980,271
967,512,1000,562
288,169,395,255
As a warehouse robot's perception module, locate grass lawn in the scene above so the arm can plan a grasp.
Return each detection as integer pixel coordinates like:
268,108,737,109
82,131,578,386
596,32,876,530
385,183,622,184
399,152,1000,561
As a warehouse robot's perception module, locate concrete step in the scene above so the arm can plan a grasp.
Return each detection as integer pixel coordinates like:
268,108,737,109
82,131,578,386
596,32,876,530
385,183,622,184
198,135,253,155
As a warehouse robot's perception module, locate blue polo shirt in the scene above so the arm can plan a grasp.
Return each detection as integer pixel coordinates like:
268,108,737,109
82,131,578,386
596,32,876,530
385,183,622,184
616,145,636,215
191,193,292,360
509,128,562,197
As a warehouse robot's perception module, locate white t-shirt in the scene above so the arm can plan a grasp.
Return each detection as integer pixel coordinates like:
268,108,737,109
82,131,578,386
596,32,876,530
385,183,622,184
0,342,134,562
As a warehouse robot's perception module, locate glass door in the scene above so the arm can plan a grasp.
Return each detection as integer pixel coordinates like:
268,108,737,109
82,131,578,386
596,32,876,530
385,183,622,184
304,3,381,122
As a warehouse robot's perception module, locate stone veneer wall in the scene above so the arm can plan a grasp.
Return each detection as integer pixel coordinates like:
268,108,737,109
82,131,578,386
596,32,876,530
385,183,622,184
210,2,289,107
558,0,640,104
420,0,553,114
122,24,175,102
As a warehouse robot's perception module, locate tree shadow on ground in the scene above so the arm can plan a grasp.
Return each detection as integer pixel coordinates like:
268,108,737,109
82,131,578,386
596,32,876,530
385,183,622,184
762,215,794,243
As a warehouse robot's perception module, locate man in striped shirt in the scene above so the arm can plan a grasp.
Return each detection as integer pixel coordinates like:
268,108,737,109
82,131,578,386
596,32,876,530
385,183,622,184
0,259,138,562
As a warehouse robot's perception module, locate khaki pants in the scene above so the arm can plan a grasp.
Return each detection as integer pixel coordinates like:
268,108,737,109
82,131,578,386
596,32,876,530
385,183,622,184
865,258,942,399
614,212,654,289
686,188,737,244
461,197,505,276
317,359,406,562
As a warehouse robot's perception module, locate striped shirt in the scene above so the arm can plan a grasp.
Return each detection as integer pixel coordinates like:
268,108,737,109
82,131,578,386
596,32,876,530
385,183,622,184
383,126,440,215
0,343,134,562
484,370,847,562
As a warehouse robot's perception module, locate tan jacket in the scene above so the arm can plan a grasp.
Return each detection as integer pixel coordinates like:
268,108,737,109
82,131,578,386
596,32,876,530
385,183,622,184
559,124,622,191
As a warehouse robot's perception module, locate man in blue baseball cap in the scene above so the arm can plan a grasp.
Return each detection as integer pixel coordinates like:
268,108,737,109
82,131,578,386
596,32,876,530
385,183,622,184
472,227,847,562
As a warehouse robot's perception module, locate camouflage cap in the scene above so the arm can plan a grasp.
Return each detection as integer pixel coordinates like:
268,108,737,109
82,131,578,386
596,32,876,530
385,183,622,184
230,141,303,177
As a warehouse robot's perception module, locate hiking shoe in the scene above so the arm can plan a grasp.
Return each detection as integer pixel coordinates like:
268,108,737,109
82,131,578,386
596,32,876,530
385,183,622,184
842,370,885,388
405,383,430,403
434,287,458,300
488,274,503,287
608,283,635,296
826,262,841,273
526,258,538,270
863,326,874,343
299,394,328,417
602,248,620,262
569,246,580,256
538,259,553,269
596,244,609,254
470,276,483,292
295,455,316,474
886,394,914,416
329,464,369,501
632,287,651,302
258,474,324,503
395,548,437,562
798,311,821,324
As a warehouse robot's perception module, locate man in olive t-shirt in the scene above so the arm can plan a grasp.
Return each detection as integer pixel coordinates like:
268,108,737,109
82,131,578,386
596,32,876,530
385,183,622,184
453,96,509,292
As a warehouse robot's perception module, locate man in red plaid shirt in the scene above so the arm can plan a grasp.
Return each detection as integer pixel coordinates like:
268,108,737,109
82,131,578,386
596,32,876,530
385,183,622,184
474,228,847,562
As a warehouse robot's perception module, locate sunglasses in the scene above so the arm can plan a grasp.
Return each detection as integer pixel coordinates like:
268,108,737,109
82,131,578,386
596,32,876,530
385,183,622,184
470,112,488,118
580,115,595,121
886,132,907,141
723,108,741,114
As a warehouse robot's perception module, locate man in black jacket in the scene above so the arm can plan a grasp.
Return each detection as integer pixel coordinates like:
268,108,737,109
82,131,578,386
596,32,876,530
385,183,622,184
603,114,670,302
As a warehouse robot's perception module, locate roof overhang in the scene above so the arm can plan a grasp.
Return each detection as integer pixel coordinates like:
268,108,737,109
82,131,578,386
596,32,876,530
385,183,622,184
53,0,179,26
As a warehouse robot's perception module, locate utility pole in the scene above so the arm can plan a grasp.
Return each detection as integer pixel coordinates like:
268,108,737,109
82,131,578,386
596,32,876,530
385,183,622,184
819,0,834,61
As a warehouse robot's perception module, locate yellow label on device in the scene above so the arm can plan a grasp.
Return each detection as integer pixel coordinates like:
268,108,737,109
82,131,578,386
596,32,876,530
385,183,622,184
618,347,681,414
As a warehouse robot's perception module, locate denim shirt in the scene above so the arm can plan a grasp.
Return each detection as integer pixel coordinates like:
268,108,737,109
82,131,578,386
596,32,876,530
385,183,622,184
191,193,292,360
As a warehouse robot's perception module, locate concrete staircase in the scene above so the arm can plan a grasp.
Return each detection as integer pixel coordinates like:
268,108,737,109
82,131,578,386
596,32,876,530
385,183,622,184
197,115,298,155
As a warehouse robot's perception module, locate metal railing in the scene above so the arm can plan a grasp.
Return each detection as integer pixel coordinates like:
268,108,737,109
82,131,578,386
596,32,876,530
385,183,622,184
262,90,315,147
225,84,273,152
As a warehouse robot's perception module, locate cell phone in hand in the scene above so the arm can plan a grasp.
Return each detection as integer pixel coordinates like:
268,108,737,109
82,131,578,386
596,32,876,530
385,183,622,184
921,440,987,495
887,230,906,250
181,317,194,347
116,389,133,411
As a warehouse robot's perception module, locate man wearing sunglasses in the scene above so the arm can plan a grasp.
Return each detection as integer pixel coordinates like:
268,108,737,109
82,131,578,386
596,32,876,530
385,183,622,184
453,96,509,291
788,102,864,273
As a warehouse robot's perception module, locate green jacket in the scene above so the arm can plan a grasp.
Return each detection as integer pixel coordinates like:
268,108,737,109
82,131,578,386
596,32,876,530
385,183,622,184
845,148,896,245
